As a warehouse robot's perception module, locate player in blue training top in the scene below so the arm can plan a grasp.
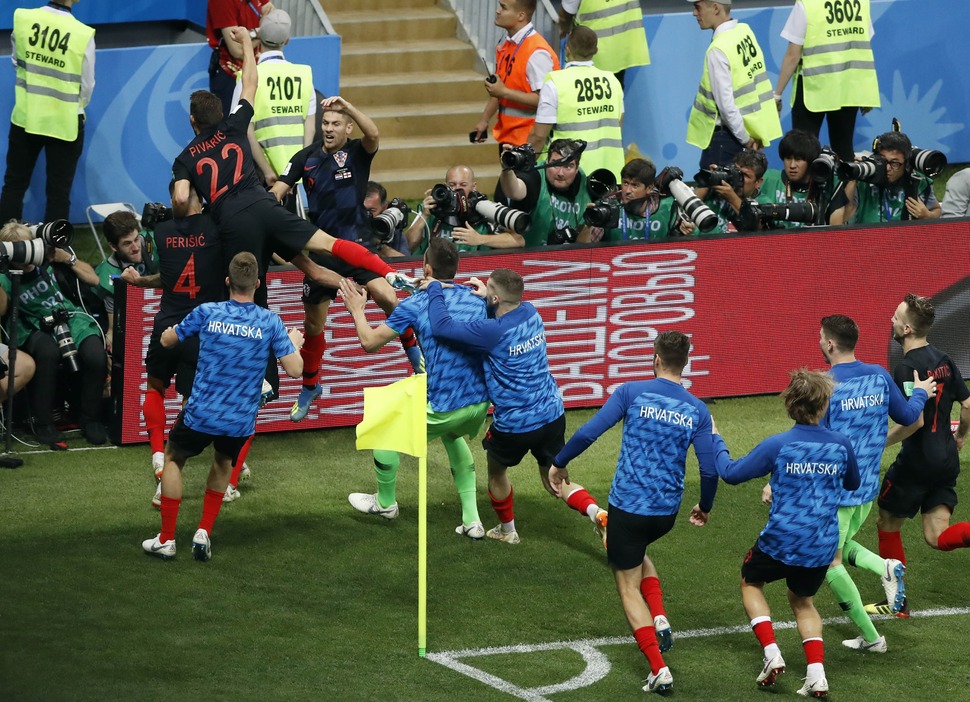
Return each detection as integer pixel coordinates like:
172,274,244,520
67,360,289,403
340,237,490,539
549,331,718,695
714,369,860,699
142,252,304,563
813,314,934,647
420,268,607,546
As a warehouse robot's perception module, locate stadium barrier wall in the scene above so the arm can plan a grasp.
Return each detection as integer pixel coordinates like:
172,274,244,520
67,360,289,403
0,1,206,31
112,218,970,445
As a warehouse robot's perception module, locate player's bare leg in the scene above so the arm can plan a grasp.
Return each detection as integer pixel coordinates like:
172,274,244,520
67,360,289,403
616,564,671,692
742,578,786,688
485,455,518,543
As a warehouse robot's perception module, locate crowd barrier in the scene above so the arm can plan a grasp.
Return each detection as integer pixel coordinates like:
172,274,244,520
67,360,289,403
111,218,970,445
0,1,205,31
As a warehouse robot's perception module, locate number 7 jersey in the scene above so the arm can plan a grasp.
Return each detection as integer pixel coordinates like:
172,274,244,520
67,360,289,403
152,214,227,329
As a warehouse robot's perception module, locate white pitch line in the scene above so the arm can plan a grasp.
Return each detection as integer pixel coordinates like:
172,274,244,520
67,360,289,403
15,444,119,455
426,606,970,701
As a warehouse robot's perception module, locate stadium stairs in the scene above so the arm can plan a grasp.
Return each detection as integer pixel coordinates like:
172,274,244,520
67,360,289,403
323,0,501,199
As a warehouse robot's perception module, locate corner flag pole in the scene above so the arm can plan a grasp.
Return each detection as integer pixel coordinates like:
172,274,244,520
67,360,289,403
418,452,427,657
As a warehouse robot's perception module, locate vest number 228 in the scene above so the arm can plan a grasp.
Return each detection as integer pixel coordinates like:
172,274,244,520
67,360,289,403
574,77,612,103
736,37,758,67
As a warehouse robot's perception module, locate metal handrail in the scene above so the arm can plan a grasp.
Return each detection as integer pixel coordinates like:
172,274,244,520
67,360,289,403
445,0,560,73
275,0,334,37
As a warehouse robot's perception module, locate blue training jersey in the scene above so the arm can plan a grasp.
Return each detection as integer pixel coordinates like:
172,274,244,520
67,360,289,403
425,283,563,433
386,285,488,413
176,299,295,436
825,360,927,505
555,378,718,517
714,424,860,568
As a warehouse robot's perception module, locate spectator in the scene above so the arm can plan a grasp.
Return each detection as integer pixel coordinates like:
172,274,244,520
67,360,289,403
206,0,274,118
363,181,410,258
529,26,625,180
0,0,95,225
558,0,650,85
685,0,781,169
773,0,879,162
941,167,970,217
499,138,595,247
472,0,559,147
601,158,689,241
832,131,942,225
231,9,315,187
0,222,106,447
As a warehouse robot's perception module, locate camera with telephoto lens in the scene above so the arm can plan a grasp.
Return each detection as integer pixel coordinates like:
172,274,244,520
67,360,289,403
584,196,621,229
430,183,471,217
40,308,79,373
747,201,819,229
0,219,74,268
655,167,718,233
500,143,537,172
547,225,579,246
465,191,530,234
839,153,889,186
370,198,411,244
694,164,744,191
908,148,946,177
809,147,840,183
141,202,174,230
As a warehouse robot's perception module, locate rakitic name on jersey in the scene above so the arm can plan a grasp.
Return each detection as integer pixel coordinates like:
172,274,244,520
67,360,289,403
164,234,207,249
639,405,693,428
840,393,884,411
508,333,545,356
205,320,264,338
785,461,838,475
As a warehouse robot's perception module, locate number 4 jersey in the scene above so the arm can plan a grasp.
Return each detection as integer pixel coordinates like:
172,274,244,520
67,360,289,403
152,214,226,329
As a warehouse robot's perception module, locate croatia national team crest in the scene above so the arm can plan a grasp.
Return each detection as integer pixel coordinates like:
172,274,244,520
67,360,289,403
333,151,348,168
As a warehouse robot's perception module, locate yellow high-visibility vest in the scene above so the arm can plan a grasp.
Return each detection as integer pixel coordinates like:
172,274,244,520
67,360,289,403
250,59,314,174
576,0,650,73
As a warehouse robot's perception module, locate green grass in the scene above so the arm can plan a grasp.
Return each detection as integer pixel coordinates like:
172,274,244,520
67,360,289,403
2,396,970,701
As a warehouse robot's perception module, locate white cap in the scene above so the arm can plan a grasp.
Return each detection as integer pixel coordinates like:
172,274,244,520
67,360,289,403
259,10,292,47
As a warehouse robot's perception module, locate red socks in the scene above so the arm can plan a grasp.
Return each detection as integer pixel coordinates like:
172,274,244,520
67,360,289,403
229,435,254,488
802,638,824,666
330,239,393,277
937,522,970,551
300,331,326,389
752,619,776,649
159,495,181,543
565,488,596,516
197,489,225,535
634,626,666,674
640,577,666,618
489,487,515,524
143,388,167,453
877,529,906,565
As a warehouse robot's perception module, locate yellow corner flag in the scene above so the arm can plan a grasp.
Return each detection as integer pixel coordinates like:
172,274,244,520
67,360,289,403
355,374,428,458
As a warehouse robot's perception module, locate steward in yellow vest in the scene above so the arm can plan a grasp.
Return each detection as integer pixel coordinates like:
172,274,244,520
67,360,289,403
559,0,650,76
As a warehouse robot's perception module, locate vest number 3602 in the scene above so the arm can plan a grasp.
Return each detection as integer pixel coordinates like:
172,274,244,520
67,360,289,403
574,77,612,103
824,0,863,23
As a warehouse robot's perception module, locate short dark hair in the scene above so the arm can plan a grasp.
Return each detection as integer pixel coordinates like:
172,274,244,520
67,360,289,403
620,158,657,187
779,129,821,162
903,293,935,337
228,251,259,293
512,0,537,17
103,210,139,247
190,90,224,131
567,26,598,60
735,149,768,179
548,138,583,165
782,369,834,425
426,237,459,280
654,331,690,373
820,314,859,352
366,181,387,205
875,131,913,156
489,268,524,304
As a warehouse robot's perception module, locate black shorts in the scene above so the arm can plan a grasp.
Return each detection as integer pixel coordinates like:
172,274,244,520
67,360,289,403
145,326,199,397
221,197,318,271
741,545,828,598
482,414,565,468
606,505,677,571
167,413,248,465
877,467,959,519
302,251,382,304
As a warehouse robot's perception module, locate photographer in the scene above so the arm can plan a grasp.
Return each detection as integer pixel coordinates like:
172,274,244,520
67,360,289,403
692,149,769,233
832,131,942,225
0,222,107,447
364,182,410,257
499,138,594,247
753,129,840,228
0,343,35,407
600,158,689,241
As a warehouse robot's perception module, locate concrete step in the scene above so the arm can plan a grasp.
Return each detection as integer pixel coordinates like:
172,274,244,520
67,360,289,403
341,39,479,76
373,135,495,171
322,0,438,12
340,70,486,106
328,8,456,44
367,101,485,138
371,164,503,201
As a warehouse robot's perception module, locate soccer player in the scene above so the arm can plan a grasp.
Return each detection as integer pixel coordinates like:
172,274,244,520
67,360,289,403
142,252,304,562
340,238,489,538
866,294,970,614
814,314,935,649
714,370,860,699
549,331,718,694
420,268,606,545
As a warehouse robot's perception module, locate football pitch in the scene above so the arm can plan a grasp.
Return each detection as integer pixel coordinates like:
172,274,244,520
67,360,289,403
2,395,969,701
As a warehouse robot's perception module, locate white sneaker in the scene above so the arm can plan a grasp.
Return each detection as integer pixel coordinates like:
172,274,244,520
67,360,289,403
348,492,399,519
385,271,419,293
842,635,887,653
152,451,164,481
142,534,175,559
654,614,673,653
238,463,252,482
881,558,906,614
642,666,673,693
756,652,786,687
456,521,485,539
486,524,520,544
192,528,211,562
151,482,162,509
796,676,829,698
223,485,241,503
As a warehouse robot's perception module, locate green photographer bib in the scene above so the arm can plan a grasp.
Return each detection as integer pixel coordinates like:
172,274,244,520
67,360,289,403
0,266,101,347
